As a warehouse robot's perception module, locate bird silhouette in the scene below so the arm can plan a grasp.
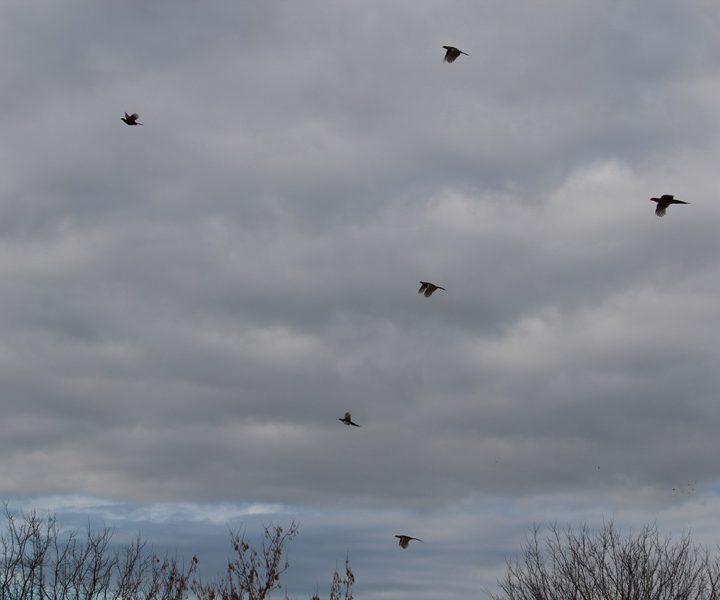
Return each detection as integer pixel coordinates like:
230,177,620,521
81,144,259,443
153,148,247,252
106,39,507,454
650,194,688,217
121,112,143,126
418,281,446,297
395,535,423,549
443,46,468,63
339,412,360,427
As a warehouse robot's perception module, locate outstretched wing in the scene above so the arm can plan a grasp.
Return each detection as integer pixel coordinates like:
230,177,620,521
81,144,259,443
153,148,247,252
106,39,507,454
418,282,428,294
655,204,666,217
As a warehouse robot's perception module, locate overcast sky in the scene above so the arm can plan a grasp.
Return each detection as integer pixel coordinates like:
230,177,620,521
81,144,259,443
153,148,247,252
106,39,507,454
2,0,720,598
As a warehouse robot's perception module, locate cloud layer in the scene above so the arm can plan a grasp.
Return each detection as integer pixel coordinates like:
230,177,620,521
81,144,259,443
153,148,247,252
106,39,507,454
2,1,720,597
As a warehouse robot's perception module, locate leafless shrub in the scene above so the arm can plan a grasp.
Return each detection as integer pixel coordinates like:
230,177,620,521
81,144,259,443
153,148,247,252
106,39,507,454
0,506,350,600
0,503,199,600
192,522,298,600
493,522,720,600
327,555,354,600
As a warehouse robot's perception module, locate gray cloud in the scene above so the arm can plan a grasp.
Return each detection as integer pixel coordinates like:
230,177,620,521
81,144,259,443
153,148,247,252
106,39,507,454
2,0,720,597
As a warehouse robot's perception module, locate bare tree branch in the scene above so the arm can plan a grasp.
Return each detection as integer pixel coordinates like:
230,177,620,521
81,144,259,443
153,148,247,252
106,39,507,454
493,522,720,600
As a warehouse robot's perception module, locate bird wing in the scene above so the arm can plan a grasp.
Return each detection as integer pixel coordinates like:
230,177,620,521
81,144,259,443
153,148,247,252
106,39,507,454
130,113,139,120
344,412,352,420
424,286,435,297
655,204,666,217
349,420,360,427
418,282,428,294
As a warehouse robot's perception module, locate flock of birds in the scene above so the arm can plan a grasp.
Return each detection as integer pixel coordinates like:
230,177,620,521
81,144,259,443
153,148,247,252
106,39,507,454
338,277,445,547
121,43,691,552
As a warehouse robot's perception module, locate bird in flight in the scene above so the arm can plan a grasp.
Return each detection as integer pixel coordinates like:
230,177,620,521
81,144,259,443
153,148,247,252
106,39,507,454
339,412,360,427
418,281,446,297
650,194,688,217
443,46,469,63
395,535,423,549
121,112,143,126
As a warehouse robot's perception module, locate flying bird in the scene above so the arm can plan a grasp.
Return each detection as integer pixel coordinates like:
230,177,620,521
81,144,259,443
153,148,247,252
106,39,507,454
339,412,360,427
443,46,468,63
418,281,446,297
395,535,423,549
650,194,688,217
121,112,143,126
